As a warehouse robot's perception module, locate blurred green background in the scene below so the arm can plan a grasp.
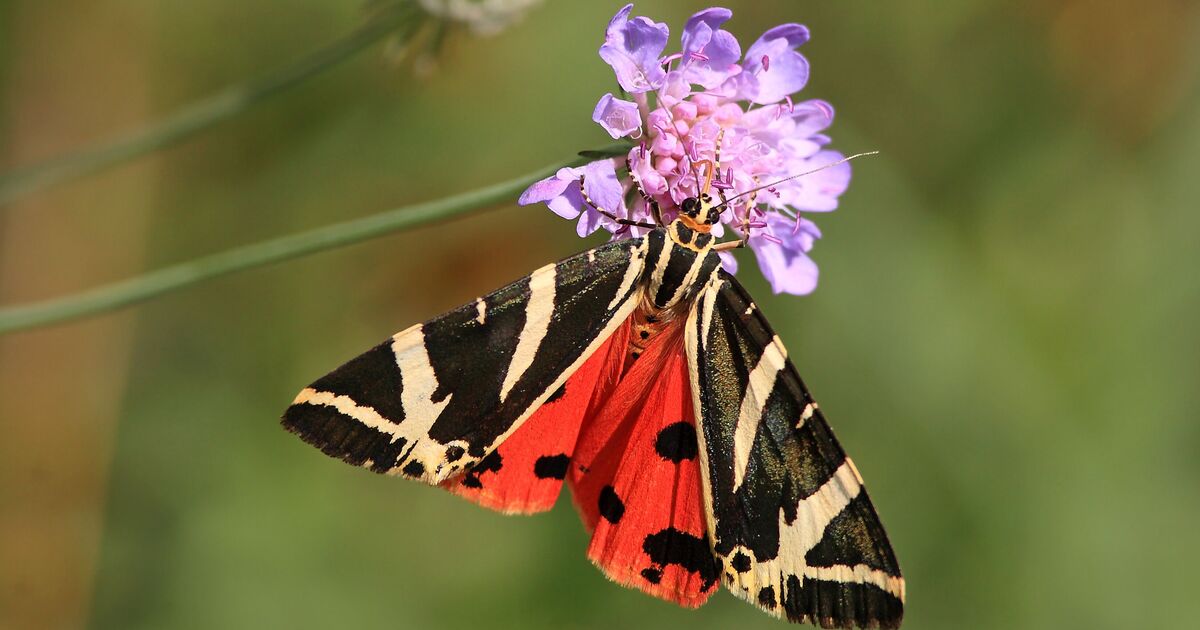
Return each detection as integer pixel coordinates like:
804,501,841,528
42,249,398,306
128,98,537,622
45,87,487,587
2,1,1199,628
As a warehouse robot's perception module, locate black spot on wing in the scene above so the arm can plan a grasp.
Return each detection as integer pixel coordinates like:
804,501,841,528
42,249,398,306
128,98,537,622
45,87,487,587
282,403,406,474
640,567,662,584
444,445,465,462
654,421,698,462
758,585,777,609
460,451,503,489
642,528,719,592
730,552,752,573
780,574,903,629
308,341,406,423
805,494,901,575
545,383,566,403
533,454,569,480
598,485,625,523
401,460,425,478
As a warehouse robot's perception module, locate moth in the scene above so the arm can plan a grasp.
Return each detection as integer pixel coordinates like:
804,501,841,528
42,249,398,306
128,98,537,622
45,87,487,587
282,158,904,628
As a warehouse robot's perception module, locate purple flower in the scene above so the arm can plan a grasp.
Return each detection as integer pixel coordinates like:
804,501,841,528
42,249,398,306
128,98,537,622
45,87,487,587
518,160,627,237
592,93,642,139
598,4,669,93
749,213,822,295
679,8,741,89
522,4,856,296
741,24,810,104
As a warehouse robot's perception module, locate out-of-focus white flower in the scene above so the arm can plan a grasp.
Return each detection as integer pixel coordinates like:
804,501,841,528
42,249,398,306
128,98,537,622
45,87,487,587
417,0,542,36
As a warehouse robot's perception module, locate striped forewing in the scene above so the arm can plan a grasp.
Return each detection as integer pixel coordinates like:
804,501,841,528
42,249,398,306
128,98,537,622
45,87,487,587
685,271,905,629
283,237,651,484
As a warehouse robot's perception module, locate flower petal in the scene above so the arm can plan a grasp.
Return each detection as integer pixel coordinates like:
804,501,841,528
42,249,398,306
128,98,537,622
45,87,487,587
774,150,850,212
742,24,811,104
749,214,822,295
718,250,739,274
549,187,587,221
518,166,585,219
578,159,626,236
680,8,742,89
746,23,810,58
790,99,835,137
592,93,643,139
599,4,669,93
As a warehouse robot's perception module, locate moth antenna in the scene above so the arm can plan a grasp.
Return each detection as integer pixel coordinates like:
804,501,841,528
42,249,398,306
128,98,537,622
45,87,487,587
713,128,726,173
715,151,880,210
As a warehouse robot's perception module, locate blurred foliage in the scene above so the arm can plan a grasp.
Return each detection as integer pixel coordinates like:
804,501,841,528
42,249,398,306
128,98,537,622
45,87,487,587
2,1,1199,629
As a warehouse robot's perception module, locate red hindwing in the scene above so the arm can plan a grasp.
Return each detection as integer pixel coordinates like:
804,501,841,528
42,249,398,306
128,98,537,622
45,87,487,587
569,324,717,607
445,317,715,607
444,320,632,514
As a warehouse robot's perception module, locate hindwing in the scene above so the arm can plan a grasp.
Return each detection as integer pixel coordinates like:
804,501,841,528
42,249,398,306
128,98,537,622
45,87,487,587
685,272,904,629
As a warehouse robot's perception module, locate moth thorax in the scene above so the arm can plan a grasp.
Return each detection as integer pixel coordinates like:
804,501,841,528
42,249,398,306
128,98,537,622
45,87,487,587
626,300,679,367
669,220,715,252
677,212,710,233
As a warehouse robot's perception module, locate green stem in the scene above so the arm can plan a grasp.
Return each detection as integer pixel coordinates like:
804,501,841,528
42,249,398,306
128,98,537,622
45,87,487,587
0,2,421,207
0,144,631,335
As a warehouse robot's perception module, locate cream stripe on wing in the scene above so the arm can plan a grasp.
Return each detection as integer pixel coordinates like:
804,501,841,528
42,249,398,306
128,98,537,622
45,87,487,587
697,276,721,348
646,237,673,299
386,325,456,472
798,401,818,426
731,335,787,491
392,325,452,431
499,263,557,402
782,459,864,553
686,278,724,539
292,388,405,441
804,564,906,600
606,240,648,311
723,460,870,601
474,298,486,325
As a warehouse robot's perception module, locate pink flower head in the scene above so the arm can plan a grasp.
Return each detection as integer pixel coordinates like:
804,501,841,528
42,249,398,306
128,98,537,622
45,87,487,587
521,5,854,295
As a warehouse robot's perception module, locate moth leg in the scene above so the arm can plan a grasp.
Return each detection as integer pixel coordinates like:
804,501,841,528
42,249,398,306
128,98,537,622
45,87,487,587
579,175,658,230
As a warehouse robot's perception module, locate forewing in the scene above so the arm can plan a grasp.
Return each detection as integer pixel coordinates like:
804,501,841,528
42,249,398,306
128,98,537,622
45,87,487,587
685,272,905,629
283,237,650,484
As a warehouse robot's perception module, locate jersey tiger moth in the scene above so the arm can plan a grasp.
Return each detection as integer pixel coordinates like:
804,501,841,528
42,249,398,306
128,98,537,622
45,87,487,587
282,163,904,628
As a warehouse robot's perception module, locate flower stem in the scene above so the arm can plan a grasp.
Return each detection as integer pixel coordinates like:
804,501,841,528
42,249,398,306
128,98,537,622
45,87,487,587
0,2,422,207
0,144,631,335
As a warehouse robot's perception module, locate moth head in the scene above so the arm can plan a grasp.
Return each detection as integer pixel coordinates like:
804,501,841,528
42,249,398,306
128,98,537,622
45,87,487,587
679,194,722,231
